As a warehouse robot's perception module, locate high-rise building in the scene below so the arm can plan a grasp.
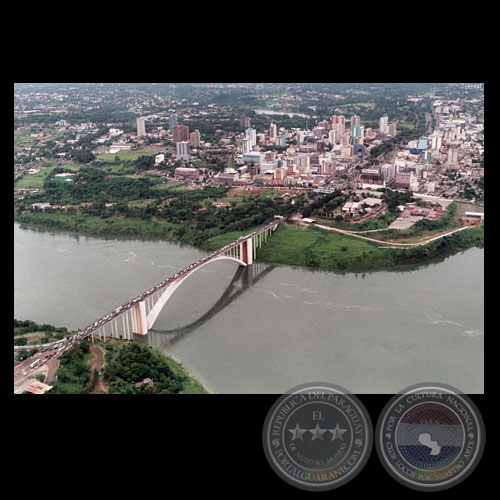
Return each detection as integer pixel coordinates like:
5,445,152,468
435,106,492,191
351,115,361,127
279,135,287,147
269,122,277,142
273,167,286,182
169,115,178,131
379,115,389,135
339,132,350,146
389,122,397,137
172,124,190,143
240,115,251,128
380,163,395,182
136,117,146,137
328,130,337,146
245,127,257,148
176,141,190,161
351,125,362,138
332,115,345,143
421,151,432,164
319,157,336,176
241,138,253,154
394,172,412,189
364,127,375,139
313,126,327,138
296,154,310,174
190,130,201,147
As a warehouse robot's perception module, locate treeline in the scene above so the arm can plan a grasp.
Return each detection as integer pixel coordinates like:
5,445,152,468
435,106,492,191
14,318,69,336
391,226,484,266
15,169,301,248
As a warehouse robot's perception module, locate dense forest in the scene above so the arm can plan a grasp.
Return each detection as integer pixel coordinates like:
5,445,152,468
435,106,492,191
48,340,207,394
15,165,303,248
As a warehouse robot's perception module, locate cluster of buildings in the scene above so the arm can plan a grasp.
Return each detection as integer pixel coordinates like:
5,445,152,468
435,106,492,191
357,101,483,200
167,113,400,189
167,102,482,204
15,88,484,209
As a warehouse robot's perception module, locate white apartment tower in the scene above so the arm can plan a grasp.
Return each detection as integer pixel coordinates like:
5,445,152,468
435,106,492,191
136,117,146,136
379,115,389,135
241,138,253,154
328,130,337,146
245,127,257,148
176,141,190,161
269,122,278,143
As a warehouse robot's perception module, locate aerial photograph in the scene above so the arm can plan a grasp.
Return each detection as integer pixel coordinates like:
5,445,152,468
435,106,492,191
13,82,484,396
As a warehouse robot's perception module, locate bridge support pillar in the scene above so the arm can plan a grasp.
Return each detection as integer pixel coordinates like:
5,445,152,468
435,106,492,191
131,301,148,335
245,238,253,265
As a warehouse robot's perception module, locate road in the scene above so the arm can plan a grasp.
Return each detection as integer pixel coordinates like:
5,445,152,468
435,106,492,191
291,215,474,248
13,338,72,393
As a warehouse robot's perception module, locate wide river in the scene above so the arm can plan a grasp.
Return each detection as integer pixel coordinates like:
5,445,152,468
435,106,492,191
14,222,484,394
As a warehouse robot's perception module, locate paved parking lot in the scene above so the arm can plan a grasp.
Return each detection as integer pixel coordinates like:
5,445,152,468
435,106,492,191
388,216,421,230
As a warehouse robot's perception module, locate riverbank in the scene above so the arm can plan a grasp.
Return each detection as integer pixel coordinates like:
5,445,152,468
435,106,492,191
14,212,484,272
257,223,483,271
14,223,484,394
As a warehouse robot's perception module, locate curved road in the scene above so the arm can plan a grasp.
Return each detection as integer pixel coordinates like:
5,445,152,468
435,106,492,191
291,215,475,248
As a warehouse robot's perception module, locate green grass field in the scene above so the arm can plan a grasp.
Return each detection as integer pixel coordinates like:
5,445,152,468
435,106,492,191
15,163,80,189
256,223,390,269
96,147,161,162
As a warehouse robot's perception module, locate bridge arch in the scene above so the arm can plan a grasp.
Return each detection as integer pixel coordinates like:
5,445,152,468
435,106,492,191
73,220,281,341
146,255,247,330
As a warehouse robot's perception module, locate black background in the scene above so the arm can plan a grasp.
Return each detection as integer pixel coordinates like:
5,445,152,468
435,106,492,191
14,393,489,497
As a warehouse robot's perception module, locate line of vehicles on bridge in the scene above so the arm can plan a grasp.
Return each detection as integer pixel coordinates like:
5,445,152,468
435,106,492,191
22,221,282,360
21,335,83,374
103,220,281,326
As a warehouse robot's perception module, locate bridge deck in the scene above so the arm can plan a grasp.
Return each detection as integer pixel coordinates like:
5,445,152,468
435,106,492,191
15,220,282,348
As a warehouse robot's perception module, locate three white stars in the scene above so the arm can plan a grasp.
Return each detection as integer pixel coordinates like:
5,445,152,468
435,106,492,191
288,422,347,442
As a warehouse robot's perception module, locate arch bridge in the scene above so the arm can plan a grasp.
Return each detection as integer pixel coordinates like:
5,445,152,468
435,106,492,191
74,220,281,343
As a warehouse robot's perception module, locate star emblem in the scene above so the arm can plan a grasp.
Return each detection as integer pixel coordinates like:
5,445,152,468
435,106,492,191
329,423,347,441
288,423,307,441
309,423,327,441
